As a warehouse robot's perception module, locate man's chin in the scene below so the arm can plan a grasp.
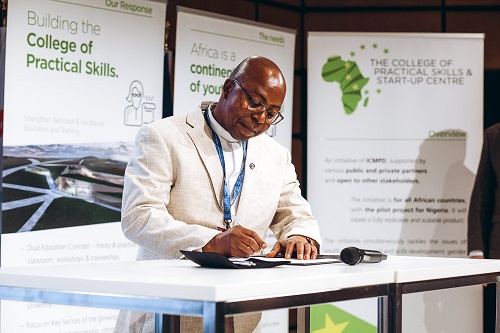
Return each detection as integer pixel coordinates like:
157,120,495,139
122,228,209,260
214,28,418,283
235,133,254,141
236,123,259,140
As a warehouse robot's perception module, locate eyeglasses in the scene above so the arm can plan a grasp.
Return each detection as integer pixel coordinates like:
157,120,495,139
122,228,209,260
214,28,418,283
232,79,284,125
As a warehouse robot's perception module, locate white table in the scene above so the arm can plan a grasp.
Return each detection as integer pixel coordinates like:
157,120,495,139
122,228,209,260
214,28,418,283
0,256,499,333
380,256,500,333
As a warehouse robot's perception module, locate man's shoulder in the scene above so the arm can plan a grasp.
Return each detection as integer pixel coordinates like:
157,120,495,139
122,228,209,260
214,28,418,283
486,122,500,137
146,114,183,132
150,105,203,128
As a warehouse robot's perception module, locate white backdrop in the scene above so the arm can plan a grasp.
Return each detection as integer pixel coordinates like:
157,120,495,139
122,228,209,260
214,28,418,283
1,0,166,332
308,32,484,333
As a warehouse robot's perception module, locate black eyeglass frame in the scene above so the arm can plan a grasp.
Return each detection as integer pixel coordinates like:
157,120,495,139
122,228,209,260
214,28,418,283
232,79,284,125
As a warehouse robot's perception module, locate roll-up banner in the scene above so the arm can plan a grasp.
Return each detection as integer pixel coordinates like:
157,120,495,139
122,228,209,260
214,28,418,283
173,7,296,331
1,0,166,332
308,32,484,332
174,7,295,152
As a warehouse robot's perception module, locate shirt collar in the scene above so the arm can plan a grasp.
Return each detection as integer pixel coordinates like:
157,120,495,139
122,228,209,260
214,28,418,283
207,103,239,143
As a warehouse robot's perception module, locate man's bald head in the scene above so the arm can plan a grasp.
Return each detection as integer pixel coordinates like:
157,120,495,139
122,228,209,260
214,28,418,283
229,56,286,91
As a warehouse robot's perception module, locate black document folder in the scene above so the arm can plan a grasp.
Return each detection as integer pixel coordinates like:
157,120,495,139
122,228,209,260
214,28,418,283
180,250,290,269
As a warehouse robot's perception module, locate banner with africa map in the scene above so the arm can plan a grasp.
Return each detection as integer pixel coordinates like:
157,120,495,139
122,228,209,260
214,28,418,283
308,32,484,332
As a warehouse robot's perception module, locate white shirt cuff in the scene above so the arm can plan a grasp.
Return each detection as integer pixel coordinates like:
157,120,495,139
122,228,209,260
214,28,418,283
468,250,484,257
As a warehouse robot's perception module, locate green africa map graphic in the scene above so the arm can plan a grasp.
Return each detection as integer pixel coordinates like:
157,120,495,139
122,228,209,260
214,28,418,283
321,43,391,114
322,56,370,115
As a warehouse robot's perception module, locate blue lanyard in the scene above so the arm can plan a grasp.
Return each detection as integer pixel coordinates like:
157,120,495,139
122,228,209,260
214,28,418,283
203,109,247,229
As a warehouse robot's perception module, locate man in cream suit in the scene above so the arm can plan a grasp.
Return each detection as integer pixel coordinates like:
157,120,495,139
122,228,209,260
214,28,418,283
114,56,321,332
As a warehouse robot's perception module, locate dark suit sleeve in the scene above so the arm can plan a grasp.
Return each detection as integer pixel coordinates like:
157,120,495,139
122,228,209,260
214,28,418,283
468,127,496,257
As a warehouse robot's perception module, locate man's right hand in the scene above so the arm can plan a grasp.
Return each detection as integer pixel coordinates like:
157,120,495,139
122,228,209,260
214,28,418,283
202,225,266,257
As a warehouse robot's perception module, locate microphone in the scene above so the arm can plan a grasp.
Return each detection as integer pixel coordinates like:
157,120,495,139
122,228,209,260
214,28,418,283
340,247,387,265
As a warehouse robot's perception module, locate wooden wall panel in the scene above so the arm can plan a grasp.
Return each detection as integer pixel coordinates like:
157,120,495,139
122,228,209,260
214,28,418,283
446,0,500,5
292,75,302,135
304,11,441,68
304,0,441,7
305,11,441,33
270,0,302,7
166,0,256,53
259,5,302,69
447,11,500,69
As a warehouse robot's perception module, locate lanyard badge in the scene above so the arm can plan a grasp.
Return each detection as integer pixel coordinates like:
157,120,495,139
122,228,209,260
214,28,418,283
203,109,247,229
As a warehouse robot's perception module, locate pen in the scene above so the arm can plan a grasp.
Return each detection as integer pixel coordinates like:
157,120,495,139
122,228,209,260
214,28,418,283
232,215,244,227
232,215,266,255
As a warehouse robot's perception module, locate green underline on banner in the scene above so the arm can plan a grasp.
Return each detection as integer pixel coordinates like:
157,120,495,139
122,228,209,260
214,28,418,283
190,29,286,47
325,138,467,141
50,0,154,18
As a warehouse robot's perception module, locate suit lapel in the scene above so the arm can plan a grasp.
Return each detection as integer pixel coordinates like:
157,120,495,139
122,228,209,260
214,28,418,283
186,109,224,211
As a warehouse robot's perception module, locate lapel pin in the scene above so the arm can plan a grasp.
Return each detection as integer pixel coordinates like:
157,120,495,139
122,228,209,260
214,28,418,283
249,163,255,170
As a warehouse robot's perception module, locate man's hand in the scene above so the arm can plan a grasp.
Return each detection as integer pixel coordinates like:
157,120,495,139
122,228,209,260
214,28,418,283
202,225,266,257
266,235,318,260
470,255,485,259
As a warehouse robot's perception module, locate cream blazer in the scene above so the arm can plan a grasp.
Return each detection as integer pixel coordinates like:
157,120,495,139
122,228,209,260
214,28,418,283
121,104,321,260
114,104,321,333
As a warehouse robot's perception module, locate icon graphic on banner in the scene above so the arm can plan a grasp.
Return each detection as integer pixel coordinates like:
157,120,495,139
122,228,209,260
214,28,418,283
321,42,390,115
124,80,157,126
